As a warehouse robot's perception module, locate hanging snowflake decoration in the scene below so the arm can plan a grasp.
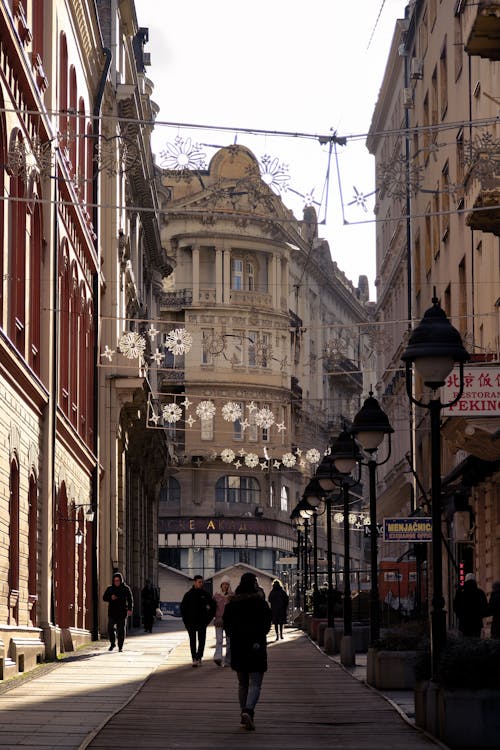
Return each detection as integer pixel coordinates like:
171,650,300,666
347,186,375,213
254,407,275,429
348,513,358,526
305,448,321,465
221,402,243,423
465,131,500,181
363,516,371,526
258,154,290,195
195,400,216,420
244,453,259,468
118,331,146,360
334,513,344,524
221,448,236,464
160,136,207,171
162,403,182,423
377,153,423,200
282,453,296,468
164,328,193,356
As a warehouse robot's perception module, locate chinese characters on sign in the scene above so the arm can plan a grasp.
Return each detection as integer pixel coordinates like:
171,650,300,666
442,366,500,416
383,518,432,542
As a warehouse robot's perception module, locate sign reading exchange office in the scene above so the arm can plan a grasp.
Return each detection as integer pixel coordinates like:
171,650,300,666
442,366,500,416
383,518,432,542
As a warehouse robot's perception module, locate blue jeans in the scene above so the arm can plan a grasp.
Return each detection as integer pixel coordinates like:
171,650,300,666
237,671,264,714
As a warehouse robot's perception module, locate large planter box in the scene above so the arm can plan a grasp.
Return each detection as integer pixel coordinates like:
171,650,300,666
438,688,500,747
367,647,418,690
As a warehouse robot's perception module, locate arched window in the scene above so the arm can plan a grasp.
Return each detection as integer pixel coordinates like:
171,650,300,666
28,473,38,625
215,475,260,505
69,265,79,428
77,99,86,195
9,131,27,350
68,67,77,169
58,243,70,413
85,121,93,208
59,33,68,146
9,458,20,624
29,188,42,375
85,301,94,448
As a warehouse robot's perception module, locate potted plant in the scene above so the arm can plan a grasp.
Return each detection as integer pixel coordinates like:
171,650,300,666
366,621,429,690
415,637,500,747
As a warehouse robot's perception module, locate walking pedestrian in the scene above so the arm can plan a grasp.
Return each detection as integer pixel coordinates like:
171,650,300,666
213,575,233,666
488,581,500,639
102,571,133,652
268,579,289,640
453,573,488,637
223,572,272,732
180,575,216,667
141,578,160,633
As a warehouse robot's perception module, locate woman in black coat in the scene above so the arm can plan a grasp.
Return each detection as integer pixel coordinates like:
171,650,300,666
268,579,289,640
223,572,272,732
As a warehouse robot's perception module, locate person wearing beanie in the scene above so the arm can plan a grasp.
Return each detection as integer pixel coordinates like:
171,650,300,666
213,576,234,666
453,572,488,637
102,571,133,652
180,575,216,667
223,572,272,732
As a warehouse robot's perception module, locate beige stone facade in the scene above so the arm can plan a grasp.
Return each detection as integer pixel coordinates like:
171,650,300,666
156,144,373,601
369,0,500,621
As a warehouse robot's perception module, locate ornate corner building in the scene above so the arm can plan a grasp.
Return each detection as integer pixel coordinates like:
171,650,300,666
154,144,374,589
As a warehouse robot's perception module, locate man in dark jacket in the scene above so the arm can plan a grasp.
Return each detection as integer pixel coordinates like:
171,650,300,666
141,579,160,633
223,572,272,732
103,571,133,652
453,573,488,637
180,575,216,667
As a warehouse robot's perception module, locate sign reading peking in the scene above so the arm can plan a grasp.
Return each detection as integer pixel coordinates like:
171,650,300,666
383,517,432,542
442,366,500,416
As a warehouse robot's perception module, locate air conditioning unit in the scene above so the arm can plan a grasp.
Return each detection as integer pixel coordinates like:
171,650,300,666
410,57,423,79
403,88,414,108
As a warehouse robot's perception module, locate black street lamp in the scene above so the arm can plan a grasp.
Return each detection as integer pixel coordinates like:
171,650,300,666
402,295,469,679
314,427,361,663
351,392,393,646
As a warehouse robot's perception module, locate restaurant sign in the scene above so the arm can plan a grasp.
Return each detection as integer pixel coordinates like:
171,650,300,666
442,366,500,416
383,517,432,542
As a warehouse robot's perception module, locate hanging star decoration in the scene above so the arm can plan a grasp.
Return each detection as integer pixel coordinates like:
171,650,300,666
147,325,160,340
149,410,160,426
101,345,114,362
233,460,242,469
186,415,196,427
260,461,268,471
181,398,192,409
151,349,163,366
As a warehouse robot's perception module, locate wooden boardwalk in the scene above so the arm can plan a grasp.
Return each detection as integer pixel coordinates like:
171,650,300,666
86,629,444,750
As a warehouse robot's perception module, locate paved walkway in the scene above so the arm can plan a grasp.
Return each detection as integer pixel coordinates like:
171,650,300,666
0,622,447,750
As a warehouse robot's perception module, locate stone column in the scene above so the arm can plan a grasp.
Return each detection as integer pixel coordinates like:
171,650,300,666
215,247,223,304
223,248,231,303
192,245,200,304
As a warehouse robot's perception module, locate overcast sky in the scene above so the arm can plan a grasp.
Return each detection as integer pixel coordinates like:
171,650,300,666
133,0,409,297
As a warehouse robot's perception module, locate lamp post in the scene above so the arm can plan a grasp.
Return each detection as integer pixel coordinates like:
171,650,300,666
402,295,469,679
315,427,361,664
351,392,394,645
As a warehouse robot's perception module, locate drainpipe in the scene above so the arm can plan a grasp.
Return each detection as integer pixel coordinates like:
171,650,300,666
90,46,112,640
